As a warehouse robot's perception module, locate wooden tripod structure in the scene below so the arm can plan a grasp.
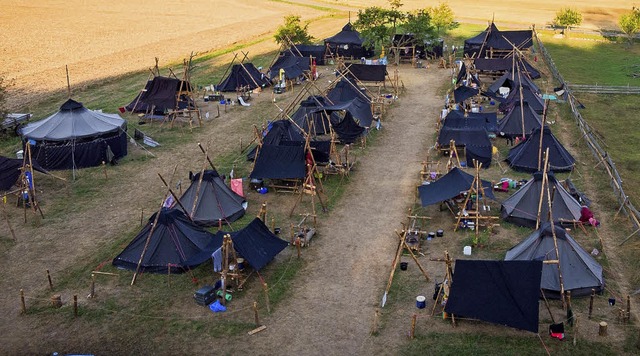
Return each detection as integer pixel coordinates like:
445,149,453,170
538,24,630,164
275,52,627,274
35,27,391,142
17,143,44,223
445,140,461,171
453,160,499,245
169,54,202,129
289,134,328,218
431,250,455,323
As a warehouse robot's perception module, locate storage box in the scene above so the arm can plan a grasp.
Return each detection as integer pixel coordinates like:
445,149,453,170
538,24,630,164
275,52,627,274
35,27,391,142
193,285,217,306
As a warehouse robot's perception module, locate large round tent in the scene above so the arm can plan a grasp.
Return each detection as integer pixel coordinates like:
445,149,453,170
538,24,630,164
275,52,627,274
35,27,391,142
19,99,127,170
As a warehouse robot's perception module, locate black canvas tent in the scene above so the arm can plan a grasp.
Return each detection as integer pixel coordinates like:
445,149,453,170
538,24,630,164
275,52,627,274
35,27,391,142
135,76,195,113
112,208,217,274
445,260,542,333
176,170,247,226
391,34,443,59
507,126,575,173
324,22,374,59
342,63,387,82
268,53,310,81
191,218,288,271
246,119,330,163
125,80,164,115
505,222,604,297
501,171,582,227
418,167,495,207
326,78,371,103
463,23,533,59
250,144,306,179
0,156,48,191
486,71,540,98
19,99,128,170
217,63,271,92
290,96,337,136
499,85,545,114
497,101,542,139
292,44,326,65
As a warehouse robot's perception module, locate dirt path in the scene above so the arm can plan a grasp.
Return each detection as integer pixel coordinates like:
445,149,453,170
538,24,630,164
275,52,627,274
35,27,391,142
243,66,448,355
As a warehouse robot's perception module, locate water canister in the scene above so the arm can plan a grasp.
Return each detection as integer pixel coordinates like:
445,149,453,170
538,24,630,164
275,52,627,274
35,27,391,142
463,246,472,255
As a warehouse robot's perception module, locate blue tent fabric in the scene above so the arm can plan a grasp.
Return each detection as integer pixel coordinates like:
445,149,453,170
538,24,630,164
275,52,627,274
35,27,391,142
445,260,542,333
418,167,495,207
195,218,288,271
250,144,305,179
112,208,220,274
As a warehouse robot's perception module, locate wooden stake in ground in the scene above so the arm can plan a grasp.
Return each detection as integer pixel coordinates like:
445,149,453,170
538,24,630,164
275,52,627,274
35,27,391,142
381,234,404,308
20,289,26,314
46,269,53,290
253,301,260,327
410,314,417,340
263,282,271,314
589,289,595,319
1,201,17,241
73,295,78,318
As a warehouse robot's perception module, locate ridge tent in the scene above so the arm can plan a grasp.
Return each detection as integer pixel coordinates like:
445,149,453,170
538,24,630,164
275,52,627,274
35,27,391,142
486,70,540,98
324,22,374,59
217,63,271,92
418,167,495,207
444,260,542,333
176,169,247,226
501,171,581,227
505,222,604,297
463,22,533,59
19,99,127,170
124,80,164,115
326,78,371,103
507,126,575,173
112,207,218,274
290,96,338,136
497,101,542,139
192,218,289,271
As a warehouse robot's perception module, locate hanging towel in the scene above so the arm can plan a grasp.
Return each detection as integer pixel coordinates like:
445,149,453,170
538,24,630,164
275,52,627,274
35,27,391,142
230,178,244,197
212,247,223,272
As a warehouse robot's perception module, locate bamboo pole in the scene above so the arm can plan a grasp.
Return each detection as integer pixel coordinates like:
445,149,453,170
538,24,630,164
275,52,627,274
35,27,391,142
410,314,417,339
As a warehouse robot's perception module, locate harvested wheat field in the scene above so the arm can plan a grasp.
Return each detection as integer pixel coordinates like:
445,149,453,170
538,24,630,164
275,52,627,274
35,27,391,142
0,1,639,355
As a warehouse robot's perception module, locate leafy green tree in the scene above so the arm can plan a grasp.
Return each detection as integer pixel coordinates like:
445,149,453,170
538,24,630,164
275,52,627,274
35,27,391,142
274,15,313,45
618,7,640,44
403,9,437,44
428,2,459,37
354,7,396,49
553,8,583,34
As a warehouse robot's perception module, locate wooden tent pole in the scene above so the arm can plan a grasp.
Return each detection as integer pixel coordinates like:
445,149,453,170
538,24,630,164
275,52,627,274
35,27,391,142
197,142,218,171
535,149,551,229
217,53,239,88
131,194,167,285
543,148,566,308
189,152,209,218
1,200,17,241
157,173,195,223
381,234,404,307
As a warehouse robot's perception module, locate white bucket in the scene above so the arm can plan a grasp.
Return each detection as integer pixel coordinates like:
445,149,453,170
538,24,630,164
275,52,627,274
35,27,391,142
463,246,472,256
16,150,24,159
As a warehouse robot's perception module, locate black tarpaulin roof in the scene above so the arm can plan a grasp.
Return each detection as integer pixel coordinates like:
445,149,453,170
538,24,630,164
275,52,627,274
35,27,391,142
445,260,542,333
291,44,325,65
268,54,310,80
138,77,192,112
327,78,371,103
453,86,480,103
474,58,541,79
343,63,387,82
217,63,271,92
324,22,364,45
443,110,498,133
418,167,495,207
463,23,532,58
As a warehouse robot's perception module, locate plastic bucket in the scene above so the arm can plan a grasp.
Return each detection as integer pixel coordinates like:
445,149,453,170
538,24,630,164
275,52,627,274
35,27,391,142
428,232,436,239
436,229,444,237
400,262,408,271
416,296,426,309
237,258,245,271
463,246,472,255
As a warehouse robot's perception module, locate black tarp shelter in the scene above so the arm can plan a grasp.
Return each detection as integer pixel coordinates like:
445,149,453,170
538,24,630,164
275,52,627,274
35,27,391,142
112,208,217,274
324,22,374,59
268,53,310,81
191,218,288,271
0,156,48,191
452,86,480,103
19,99,128,170
217,63,271,92
498,85,545,114
486,71,540,98
445,260,542,333
505,222,604,297
342,63,387,82
326,78,371,103
418,167,495,207
443,110,498,133
437,126,493,167
292,44,326,65
474,58,541,79
177,170,246,226
136,76,194,113
507,126,575,173
501,171,582,227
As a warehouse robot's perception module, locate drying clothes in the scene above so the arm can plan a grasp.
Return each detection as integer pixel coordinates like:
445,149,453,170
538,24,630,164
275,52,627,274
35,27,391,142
212,247,223,272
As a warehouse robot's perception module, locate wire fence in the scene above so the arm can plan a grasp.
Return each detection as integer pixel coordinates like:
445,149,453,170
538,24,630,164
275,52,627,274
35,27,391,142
533,29,640,241
567,84,640,95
